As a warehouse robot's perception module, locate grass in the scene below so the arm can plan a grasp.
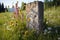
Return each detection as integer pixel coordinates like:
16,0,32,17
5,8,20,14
0,6,60,40
44,6,60,27
0,11,27,40
0,12,13,25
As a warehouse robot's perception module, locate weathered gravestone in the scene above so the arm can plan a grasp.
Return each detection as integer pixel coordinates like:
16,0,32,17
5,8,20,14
26,1,44,33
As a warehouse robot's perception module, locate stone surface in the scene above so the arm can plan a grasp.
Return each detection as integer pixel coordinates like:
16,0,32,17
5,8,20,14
26,1,44,33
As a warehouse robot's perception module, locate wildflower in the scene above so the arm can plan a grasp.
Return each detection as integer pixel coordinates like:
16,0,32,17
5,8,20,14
25,31,29,35
10,21,13,25
6,26,12,30
10,21,14,25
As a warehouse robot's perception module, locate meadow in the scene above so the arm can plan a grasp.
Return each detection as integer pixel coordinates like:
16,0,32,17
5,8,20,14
0,6,60,40
44,6,60,27
0,11,37,40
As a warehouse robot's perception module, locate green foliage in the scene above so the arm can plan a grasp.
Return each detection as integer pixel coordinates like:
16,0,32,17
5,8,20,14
44,0,60,10
21,2,26,10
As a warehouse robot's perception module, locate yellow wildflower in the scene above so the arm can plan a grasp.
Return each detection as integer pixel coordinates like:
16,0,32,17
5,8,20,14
10,21,14,26
25,31,29,35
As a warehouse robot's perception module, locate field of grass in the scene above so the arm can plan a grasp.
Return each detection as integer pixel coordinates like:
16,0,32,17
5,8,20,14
0,12,13,25
0,6,60,40
0,12,14,40
44,6,60,27
0,11,36,40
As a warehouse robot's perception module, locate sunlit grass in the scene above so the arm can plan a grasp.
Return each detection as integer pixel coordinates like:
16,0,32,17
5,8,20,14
44,6,60,27
0,6,60,40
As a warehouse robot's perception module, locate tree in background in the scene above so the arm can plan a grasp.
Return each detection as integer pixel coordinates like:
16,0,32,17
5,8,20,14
0,3,2,13
5,6,8,12
1,3,5,12
53,0,60,6
21,2,26,10
0,3,5,13
44,0,60,8
44,0,53,8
